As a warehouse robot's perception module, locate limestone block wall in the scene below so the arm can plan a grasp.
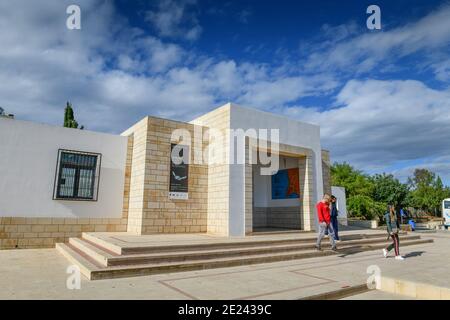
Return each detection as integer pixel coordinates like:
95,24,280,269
0,217,126,249
252,207,267,228
298,154,316,231
322,149,332,196
253,207,301,229
122,116,209,235
122,118,148,234
122,135,134,219
267,207,302,229
190,105,231,236
244,139,253,234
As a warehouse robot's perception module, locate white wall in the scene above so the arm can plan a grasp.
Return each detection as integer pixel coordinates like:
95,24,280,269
0,118,127,218
227,103,323,236
332,186,348,225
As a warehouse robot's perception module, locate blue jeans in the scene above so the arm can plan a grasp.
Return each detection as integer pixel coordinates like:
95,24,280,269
325,217,340,240
331,216,339,240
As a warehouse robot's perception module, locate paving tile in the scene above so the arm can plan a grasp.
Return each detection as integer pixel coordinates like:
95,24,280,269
0,230,448,299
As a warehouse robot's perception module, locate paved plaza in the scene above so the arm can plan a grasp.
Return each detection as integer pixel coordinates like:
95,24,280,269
0,230,449,299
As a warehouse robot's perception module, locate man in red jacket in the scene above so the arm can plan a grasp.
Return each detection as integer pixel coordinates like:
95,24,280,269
316,194,337,251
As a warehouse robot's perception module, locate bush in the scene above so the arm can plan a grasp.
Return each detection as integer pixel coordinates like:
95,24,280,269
347,195,386,220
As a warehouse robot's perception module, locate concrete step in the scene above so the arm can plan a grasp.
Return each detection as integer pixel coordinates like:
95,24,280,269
82,231,408,255
250,229,306,236
56,238,433,280
56,243,101,279
69,237,116,267
82,232,123,255
91,248,337,280
104,235,422,266
302,284,370,300
340,289,414,300
76,232,418,267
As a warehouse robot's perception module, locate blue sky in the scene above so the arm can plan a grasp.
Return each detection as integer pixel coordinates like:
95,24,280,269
0,0,449,184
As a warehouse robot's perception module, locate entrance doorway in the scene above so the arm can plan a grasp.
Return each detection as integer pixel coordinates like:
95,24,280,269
252,155,302,233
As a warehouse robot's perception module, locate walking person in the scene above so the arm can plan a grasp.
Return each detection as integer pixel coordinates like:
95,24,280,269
330,195,340,241
316,194,337,251
394,206,401,229
399,207,406,225
383,204,404,260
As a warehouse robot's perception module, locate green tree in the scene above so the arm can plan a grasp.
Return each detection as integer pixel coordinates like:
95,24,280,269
347,195,386,220
332,163,450,219
331,162,374,197
407,168,435,189
371,173,409,208
429,176,450,216
63,102,83,129
406,169,450,216
331,162,383,219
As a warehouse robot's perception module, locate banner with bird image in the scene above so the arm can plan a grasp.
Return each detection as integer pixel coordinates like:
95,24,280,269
169,143,189,200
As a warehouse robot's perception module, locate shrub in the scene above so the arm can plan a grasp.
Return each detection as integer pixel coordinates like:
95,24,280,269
347,195,386,220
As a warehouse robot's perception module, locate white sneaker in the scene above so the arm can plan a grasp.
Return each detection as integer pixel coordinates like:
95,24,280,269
382,249,388,258
395,255,405,261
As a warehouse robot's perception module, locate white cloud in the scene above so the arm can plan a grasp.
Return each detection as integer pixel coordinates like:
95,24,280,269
391,156,450,185
1,0,449,184
237,75,338,108
116,37,184,73
431,59,450,82
282,79,450,178
303,4,450,77
0,0,335,132
145,0,202,41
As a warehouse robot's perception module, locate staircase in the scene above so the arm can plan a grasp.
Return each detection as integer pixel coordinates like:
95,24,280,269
56,232,433,280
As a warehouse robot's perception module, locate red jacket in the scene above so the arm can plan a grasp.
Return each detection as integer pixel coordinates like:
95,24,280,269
316,201,331,224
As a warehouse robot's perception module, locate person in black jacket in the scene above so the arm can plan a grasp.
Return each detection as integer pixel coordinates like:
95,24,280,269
395,205,402,229
330,195,340,241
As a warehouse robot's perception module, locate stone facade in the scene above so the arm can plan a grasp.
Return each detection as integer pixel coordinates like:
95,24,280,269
299,154,316,231
322,149,332,196
244,138,253,234
253,207,301,229
121,135,134,219
121,117,148,234
0,217,126,249
122,116,209,235
190,105,231,236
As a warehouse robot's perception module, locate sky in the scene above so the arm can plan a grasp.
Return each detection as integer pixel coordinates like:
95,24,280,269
0,0,449,184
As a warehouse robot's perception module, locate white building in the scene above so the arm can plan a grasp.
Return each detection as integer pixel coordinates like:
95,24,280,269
0,103,332,249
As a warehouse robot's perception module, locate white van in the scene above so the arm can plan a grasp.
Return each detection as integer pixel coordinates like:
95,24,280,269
443,199,450,229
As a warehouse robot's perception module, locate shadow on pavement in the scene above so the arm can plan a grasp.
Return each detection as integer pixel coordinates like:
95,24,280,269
403,251,425,259
335,247,426,259
336,247,367,258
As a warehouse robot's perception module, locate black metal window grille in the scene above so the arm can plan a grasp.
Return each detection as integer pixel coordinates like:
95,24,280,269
53,150,101,201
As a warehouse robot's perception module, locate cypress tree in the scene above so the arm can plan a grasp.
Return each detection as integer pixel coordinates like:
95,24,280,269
63,102,71,127
63,101,82,129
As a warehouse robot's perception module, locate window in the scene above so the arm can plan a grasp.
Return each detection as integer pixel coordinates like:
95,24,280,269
444,201,450,210
53,150,101,201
